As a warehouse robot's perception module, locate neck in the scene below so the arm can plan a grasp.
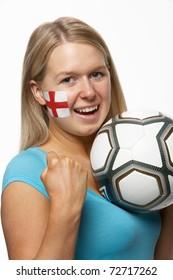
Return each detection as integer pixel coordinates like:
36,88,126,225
41,121,96,158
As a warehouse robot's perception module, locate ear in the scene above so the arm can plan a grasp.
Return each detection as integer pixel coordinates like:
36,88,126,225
30,80,46,105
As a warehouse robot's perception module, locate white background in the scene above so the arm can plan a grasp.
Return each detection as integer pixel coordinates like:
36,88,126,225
0,0,173,260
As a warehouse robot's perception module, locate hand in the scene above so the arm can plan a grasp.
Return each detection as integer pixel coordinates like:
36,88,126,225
41,151,88,215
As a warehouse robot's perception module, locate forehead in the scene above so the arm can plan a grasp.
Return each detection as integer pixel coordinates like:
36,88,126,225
46,42,106,74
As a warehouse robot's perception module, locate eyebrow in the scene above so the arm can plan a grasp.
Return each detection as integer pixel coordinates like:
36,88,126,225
54,65,108,79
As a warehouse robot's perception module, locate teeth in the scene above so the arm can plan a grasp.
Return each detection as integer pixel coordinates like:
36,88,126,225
77,106,98,113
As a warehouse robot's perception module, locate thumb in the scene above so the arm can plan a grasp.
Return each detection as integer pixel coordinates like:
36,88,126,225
40,167,47,182
40,151,58,182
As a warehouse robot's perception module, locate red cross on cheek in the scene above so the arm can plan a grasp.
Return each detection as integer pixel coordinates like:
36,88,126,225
43,91,70,118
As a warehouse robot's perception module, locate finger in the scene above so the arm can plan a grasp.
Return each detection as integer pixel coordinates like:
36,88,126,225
46,151,59,168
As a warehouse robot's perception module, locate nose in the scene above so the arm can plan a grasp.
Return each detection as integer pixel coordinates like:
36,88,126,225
79,77,96,100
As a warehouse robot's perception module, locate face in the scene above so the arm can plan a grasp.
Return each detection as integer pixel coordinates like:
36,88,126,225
36,43,111,137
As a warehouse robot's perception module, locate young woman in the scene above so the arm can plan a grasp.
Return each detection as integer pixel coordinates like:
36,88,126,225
1,17,173,260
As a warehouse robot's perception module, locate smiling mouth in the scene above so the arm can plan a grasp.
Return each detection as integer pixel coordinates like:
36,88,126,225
74,105,99,115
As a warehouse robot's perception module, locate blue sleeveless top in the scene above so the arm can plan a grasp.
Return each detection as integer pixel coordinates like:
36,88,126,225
2,147,161,259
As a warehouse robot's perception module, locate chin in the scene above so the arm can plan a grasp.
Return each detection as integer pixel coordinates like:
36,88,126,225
77,126,101,138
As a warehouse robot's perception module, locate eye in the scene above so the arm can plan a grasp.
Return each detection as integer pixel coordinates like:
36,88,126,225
61,76,75,85
90,72,104,80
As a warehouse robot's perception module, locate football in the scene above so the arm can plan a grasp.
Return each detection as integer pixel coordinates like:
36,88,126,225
90,109,173,212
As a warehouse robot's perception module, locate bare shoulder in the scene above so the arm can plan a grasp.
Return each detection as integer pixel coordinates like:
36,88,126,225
1,181,49,259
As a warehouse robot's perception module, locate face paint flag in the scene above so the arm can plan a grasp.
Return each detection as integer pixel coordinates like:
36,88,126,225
43,91,70,118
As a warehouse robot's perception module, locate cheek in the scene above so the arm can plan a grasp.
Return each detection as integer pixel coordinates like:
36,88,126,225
101,84,112,117
43,90,71,118
105,93,111,116
101,83,111,106
101,78,111,97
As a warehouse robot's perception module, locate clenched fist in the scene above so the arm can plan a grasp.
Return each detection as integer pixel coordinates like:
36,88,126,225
41,151,88,217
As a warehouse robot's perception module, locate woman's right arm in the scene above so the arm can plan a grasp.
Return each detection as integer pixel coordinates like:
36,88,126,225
1,152,87,260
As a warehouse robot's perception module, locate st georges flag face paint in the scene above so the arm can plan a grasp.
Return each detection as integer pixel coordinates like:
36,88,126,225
43,91,70,118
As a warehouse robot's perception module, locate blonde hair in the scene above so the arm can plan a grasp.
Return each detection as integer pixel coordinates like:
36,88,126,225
20,17,127,150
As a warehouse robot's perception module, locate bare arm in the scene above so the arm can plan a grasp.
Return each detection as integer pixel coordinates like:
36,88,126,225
1,152,87,260
154,204,173,260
